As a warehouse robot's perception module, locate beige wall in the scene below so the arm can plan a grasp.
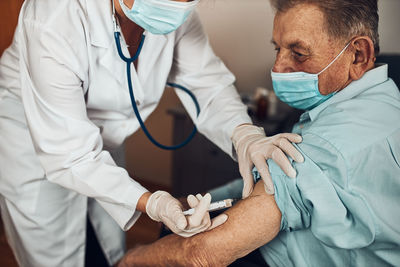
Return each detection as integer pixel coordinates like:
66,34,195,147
197,0,276,93
126,0,400,188
378,0,400,54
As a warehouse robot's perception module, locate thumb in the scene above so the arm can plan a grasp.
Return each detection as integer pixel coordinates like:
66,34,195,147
174,209,188,230
209,214,228,230
188,193,211,227
169,202,187,230
241,170,254,199
187,194,200,208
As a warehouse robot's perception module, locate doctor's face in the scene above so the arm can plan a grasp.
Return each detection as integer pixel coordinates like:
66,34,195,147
271,3,352,95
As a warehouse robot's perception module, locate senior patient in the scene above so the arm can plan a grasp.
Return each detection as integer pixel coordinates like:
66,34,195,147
119,0,400,266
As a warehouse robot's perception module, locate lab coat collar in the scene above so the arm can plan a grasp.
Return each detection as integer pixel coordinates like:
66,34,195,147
308,64,389,121
86,0,115,48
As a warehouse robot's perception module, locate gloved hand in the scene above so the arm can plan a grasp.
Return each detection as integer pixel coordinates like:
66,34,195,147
185,193,228,237
146,191,228,237
231,124,304,198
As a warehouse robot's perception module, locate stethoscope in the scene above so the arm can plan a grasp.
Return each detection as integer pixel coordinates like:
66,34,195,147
112,3,200,150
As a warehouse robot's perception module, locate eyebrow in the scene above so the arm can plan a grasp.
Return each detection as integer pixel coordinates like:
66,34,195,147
271,39,312,54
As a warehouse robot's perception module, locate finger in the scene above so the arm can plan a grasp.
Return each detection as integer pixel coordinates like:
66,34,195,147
199,213,212,229
195,194,203,201
209,214,228,230
240,166,254,199
187,194,199,208
162,216,185,234
176,231,195,238
277,138,304,163
185,213,211,233
252,156,275,195
188,193,211,227
271,148,297,178
174,211,188,230
169,202,188,230
179,218,211,237
261,168,275,195
279,133,302,143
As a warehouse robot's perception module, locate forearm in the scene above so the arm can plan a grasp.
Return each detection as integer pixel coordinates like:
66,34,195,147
119,234,193,267
120,234,223,267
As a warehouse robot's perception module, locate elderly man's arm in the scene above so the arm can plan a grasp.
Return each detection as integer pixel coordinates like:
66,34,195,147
119,181,282,267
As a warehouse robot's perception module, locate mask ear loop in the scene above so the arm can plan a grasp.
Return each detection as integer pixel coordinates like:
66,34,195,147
317,41,352,75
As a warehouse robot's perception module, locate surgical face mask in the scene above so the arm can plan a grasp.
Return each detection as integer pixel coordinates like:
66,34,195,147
271,42,351,110
118,0,200,35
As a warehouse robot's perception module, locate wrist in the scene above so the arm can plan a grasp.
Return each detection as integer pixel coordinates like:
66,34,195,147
137,192,151,213
144,190,170,222
232,124,266,148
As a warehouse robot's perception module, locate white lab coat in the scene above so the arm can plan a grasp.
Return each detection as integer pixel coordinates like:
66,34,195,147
0,0,251,266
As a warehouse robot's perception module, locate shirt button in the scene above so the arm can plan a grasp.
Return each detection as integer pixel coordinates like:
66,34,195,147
299,124,304,129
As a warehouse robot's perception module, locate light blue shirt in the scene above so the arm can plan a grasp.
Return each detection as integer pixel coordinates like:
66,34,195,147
253,64,400,266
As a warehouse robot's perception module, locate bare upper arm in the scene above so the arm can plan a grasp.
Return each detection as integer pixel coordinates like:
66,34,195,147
187,180,282,266
119,181,282,267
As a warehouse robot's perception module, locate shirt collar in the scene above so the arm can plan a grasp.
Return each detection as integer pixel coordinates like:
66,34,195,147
308,64,389,121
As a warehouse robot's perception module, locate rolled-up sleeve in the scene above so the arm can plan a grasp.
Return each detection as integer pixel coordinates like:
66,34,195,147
253,133,376,249
19,20,147,231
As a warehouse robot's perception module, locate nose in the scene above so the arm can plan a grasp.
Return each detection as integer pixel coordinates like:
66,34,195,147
272,50,295,73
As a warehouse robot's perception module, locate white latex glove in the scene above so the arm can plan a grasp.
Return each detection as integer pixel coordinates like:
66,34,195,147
231,124,304,198
146,191,227,237
184,193,228,237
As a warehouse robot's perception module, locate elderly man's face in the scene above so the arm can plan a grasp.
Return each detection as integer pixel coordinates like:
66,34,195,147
272,4,352,95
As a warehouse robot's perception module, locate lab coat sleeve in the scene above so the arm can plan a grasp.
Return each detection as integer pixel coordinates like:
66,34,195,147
168,12,252,157
18,19,148,231
252,133,376,249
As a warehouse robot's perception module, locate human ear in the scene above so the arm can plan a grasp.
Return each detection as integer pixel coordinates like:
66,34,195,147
348,36,375,81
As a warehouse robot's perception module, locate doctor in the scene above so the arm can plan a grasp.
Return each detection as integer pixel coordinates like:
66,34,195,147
0,0,303,266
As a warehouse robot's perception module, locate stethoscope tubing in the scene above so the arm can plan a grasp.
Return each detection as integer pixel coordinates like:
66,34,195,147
114,31,200,150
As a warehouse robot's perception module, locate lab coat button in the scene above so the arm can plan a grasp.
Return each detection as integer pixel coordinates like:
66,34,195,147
136,100,140,106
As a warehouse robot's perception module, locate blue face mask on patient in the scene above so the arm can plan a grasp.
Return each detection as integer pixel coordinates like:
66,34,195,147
271,42,350,110
118,0,200,35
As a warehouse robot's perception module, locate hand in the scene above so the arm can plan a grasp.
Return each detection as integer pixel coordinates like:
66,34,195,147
183,193,228,237
231,124,304,198
146,191,227,237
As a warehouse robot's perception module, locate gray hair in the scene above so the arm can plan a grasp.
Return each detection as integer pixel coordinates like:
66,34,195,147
270,0,380,55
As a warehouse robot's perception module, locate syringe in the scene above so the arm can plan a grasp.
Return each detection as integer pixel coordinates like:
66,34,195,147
183,198,238,216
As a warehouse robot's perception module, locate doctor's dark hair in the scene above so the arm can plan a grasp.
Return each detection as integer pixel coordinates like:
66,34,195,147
270,0,380,55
